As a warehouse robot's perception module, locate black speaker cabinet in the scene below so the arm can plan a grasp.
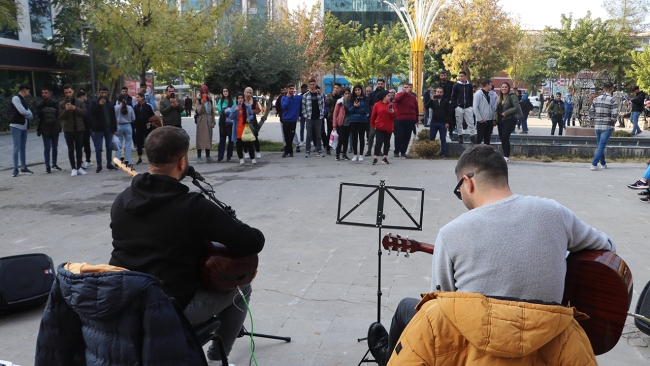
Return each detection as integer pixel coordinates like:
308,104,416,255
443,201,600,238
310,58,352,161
0,254,55,313
635,280,650,335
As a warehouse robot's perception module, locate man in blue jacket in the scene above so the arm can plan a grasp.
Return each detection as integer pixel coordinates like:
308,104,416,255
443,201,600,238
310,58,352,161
281,84,302,157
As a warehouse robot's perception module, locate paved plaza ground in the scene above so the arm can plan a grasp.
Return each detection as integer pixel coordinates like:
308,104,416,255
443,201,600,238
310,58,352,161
1,116,650,365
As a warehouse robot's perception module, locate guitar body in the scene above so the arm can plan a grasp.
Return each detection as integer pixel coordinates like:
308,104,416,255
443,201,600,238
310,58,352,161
382,233,633,355
562,250,633,355
200,241,258,290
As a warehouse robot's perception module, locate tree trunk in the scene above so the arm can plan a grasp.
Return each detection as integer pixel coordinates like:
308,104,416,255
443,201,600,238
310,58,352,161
257,93,276,130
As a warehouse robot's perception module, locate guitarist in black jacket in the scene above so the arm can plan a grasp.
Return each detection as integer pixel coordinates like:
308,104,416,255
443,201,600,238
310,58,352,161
109,126,265,365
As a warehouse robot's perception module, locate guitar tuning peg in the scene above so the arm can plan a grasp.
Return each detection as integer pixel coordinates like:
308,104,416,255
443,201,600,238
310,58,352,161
397,247,402,256
388,235,393,243
397,238,402,245
405,249,411,258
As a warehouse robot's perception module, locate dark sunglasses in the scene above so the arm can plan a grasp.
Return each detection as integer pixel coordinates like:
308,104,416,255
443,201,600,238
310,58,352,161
453,173,474,200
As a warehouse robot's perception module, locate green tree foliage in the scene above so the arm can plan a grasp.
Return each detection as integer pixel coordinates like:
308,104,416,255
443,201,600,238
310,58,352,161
280,2,327,80
507,31,547,93
629,45,650,90
204,18,304,126
429,0,519,82
0,0,22,31
603,0,650,30
543,13,635,75
46,0,224,84
322,12,361,83
340,26,397,85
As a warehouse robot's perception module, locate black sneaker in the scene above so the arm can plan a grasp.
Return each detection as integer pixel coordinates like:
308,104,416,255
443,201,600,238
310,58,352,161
401,153,408,158
382,158,389,164
364,151,372,157
136,158,142,165
96,167,102,173
46,167,51,174
106,163,117,170
641,196,650,203
393,153,400,158
52,164,62,171
342,155,350,161
289,153,293,157
326,150,331,156
282,153,288,158
628,180,649,189
296,146,301,153
335,155,341,161
20,168,34,175
372,158,378,165
638,189,650,195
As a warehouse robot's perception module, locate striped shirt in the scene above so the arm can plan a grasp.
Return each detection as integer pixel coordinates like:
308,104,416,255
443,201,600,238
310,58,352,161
588,93,618,130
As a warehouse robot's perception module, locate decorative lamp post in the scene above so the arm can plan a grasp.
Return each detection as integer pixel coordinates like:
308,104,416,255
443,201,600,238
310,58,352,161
383,0,445,100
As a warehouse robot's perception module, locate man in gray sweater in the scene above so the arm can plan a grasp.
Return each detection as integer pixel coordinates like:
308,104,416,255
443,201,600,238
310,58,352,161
367,144,616,366
159,85,185,128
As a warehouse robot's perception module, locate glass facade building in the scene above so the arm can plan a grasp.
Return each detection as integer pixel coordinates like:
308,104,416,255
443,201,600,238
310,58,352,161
324,0,397,29
28,0,53,43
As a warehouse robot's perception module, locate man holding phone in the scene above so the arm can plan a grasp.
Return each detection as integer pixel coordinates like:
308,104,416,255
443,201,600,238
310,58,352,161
160,85,185,128
91,87,118,172
59,84,87,176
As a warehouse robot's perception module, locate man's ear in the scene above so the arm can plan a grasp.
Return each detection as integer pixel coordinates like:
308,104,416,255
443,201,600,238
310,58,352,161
178,155,188,172
465,175,476,194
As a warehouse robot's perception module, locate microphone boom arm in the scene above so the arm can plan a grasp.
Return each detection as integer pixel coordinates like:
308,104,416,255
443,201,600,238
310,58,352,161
190,178,237,220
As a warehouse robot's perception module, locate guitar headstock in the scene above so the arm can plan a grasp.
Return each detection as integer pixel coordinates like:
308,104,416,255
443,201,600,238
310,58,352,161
112,157,138,177
382,233,434,257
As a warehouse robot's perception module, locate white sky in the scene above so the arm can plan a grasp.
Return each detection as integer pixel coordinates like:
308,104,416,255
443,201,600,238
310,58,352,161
287,0,611,30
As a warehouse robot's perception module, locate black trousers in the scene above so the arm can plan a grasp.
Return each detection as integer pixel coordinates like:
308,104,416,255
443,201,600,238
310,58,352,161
134,120,149,156
349,123,367,155
82,129,91,162
237,138,255,159
64,131,84,169
321,117,333,152
476,120,494,145
374,129,392,157
551,116,563,135
282,122,296,154
497,120,516,157
185,108,192,117
387,297,419,363
335,125,350,156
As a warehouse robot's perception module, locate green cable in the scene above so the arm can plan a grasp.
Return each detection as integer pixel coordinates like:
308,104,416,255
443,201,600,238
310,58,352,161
238,286,258,366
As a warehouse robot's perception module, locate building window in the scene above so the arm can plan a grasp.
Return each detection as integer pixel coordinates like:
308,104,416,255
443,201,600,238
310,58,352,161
0,0,19,40
29,0,53,43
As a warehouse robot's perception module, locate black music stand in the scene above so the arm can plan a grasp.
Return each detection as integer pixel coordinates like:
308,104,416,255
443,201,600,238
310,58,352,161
336,180,424,365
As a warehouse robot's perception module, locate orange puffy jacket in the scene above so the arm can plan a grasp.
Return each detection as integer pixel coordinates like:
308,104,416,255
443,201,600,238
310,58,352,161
388,292,597,366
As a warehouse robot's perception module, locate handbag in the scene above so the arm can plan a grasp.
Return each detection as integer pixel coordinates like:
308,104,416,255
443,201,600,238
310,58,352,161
242,124,256,142
111,134,122,152
329,130,339,149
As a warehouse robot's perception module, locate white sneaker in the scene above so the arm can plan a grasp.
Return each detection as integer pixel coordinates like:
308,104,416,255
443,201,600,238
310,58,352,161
256,153,262,158
71,169,78,177
504,157,510,163
358,156,364,162
239,159,245,165
601,164,607,169
252,159,257,164
591,165,600,171
82,161,92,168
351,156,358,162
77,167,88,175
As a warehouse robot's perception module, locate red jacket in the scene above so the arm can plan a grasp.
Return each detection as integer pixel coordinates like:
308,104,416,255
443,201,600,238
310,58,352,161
371,102,395,133
394,92,419,121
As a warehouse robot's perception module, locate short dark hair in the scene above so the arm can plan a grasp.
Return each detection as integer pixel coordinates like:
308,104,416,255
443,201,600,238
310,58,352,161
287,84,295,88
99,86,108,92
455,145,508,188
603,82,614,90
166,85,174,91
308,78,317,83
18,84,30,91
144,126,190,169
481,80,491,87
300,84,308,89
632,85,640,91
121,86,128,90
333,82,342,87
77,91,86,97
41,87,51,93
140,82,147,87
377,78,385,83
63,84,73,90
440,71,447,75
459,71,467,76
136,92,145,98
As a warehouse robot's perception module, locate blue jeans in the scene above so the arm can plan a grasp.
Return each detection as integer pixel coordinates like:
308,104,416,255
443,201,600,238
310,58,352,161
592,129,613,167
116,124,133,161
429,122,448,156
643,164,650,180
520,115,529,132
563,109,573,127
11,126,27,174
92,128,113,168
42,134,59,168
218,132,234,160
631,111,642,135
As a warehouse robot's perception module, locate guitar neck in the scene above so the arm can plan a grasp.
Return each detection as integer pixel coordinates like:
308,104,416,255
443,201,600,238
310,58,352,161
113,158,138,177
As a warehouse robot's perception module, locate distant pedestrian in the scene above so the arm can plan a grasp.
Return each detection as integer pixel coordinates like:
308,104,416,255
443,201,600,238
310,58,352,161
36,87,61,173
120,87,134,106
589,82,618,171
195,85,215,163
325,82,343,156
281,84,302,158
217,87,235,162
538,91,545,119
333,87,352,161
298,83,308,145
91,87,118,173
437,72,455,141
519,94,533,134
472,80,496,145
133,92,155,165
367,79,386,156
348,84,369,161
115,94,135,163
630,86,646,135
451,71,474,144
370,90,395,165
230,92,256,164
300,79,325,158
244,87,262,159
139,82,156,109
423,85,433,127
548,92,565,135
496,82,520,162
160,85,184,128
426,87,451,157
393,82,419,158
77,91,93,169
59,84,87,176
9,84,34,177
184,94,193,117
564,89,575,127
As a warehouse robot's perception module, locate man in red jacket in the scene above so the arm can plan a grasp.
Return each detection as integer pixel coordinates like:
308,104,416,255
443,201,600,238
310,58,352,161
393,83,419,158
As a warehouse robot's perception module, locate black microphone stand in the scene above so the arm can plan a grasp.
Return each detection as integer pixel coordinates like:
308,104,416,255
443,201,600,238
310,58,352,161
189,174,292,348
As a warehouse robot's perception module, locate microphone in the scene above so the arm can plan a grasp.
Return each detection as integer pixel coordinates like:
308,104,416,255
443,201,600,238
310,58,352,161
187,166,205,182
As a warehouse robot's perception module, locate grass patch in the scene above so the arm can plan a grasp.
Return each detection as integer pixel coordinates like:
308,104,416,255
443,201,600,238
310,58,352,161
612,130,633,137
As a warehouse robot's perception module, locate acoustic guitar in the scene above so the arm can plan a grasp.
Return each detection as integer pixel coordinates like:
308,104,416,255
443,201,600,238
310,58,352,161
112,157,259,291
382,233,633,356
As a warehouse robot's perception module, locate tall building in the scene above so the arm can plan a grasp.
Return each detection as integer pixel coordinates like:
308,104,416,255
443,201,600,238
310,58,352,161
0,0,75,96
323,0,397,30
225,0,286,21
